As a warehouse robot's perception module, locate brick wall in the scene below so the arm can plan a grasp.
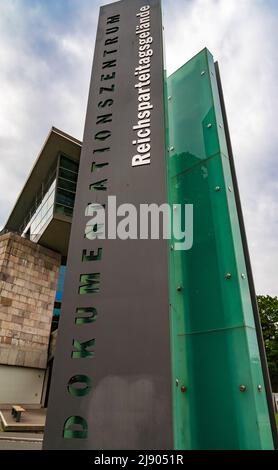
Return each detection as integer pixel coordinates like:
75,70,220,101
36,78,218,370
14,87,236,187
0,232,61,369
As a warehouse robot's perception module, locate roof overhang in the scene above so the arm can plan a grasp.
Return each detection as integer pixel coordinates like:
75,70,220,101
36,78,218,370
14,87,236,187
4,127,82,232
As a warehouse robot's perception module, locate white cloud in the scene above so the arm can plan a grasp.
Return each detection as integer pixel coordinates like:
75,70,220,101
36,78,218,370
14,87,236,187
0,0,277,295
163,0,278,295
0,0,100,222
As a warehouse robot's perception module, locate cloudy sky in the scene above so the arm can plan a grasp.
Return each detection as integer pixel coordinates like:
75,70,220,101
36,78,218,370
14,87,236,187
0,0,277,295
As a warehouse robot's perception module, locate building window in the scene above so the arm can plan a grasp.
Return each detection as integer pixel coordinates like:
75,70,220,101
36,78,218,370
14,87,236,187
55,155,79,218
20,162,57,239
52,257,67,331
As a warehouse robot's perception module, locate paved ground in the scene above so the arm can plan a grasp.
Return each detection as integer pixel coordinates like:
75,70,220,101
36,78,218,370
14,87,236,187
0,431,43,450
0,440,42,450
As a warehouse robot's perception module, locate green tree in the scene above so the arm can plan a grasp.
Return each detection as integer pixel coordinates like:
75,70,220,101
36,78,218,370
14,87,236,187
257,295,278,391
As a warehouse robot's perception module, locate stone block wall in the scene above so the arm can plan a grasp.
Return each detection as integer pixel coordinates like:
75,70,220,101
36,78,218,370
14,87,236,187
0,232,60,369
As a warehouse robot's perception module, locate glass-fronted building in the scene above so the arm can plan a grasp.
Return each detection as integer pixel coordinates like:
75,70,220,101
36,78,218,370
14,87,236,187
5,127,81,256
4,127,82,330
20,154,79,242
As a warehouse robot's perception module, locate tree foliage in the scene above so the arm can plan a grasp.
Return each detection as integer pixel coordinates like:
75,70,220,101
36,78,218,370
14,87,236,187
257,295,278,391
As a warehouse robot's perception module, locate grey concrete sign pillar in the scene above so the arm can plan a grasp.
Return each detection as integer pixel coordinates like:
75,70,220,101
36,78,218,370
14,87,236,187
43,0,172,450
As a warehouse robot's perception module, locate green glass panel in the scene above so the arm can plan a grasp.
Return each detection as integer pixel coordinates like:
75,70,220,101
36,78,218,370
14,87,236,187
174,328,272,450
170,153,255,333
167,48,228,180
57,177,77,193
59,167,78,182
60,155,79,173
56,188,75,208
166,48,274,450
55,204,73,218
